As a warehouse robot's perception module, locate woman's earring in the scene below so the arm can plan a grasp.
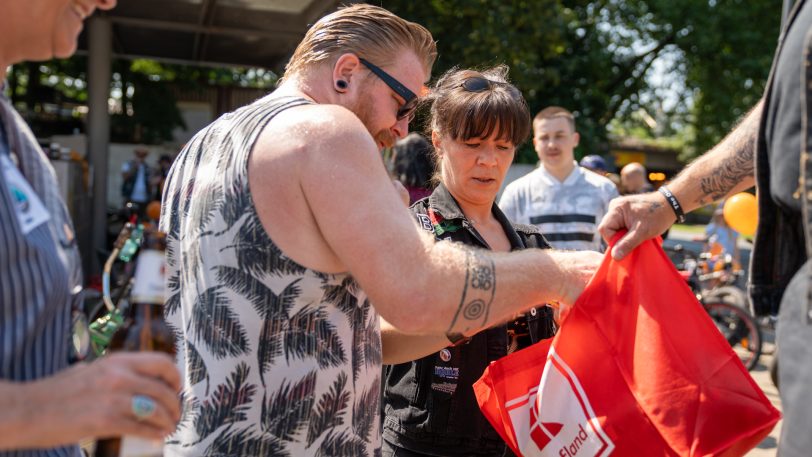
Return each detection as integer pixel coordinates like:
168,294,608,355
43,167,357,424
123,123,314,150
336,80,348,92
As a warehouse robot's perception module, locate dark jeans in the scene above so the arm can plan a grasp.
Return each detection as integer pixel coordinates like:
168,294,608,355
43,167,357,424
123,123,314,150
777,259,812,457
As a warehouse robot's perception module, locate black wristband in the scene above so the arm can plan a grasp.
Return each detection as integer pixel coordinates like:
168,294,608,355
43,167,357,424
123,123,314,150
658,186,686,223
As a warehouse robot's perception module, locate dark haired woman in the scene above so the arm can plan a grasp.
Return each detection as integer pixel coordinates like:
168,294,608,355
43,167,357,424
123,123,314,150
381,65,556,457
391,132,435,204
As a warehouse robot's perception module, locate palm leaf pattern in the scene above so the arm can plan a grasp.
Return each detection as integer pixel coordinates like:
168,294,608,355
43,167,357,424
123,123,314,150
164,180,183,239
321,276,363,317
188,181,224,235
215,266,303,385
160,96,381,456
204,427,287,457
261,371,317,441
190,286,249,359
256,315,287,387
167,390,199,443
315,430,368,457
228,212,307,277
165,233,178,269
352,377,380,443
193,362,256,442
351,303,382,383
164,270,182,316
359,301,382,372
215,266,301,317
219,178,253,230
307,372,350,446
186,341,209,389
285,306,346,368
179,177,196,222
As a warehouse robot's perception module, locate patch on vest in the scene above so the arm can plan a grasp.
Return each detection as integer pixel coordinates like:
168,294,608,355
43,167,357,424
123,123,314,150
417,213,433,233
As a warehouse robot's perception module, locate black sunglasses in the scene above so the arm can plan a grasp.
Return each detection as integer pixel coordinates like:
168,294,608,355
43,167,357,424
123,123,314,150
459,76,509,92
359,58,419,121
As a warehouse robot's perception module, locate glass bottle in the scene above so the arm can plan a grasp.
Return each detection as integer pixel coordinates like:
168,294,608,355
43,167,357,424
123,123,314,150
94,229,175,457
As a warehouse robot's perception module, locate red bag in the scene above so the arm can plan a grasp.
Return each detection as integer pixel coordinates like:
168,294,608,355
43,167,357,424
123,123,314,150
474,237,780,456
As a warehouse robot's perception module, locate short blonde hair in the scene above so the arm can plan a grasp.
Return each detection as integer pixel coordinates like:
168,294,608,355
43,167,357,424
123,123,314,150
283,4,437,81
533,106,576,132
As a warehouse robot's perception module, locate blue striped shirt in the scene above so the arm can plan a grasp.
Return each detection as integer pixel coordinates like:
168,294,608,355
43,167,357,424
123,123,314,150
0,88,82,457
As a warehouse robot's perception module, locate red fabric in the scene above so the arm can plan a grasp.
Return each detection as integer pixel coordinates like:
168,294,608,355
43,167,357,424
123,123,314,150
474,236,780,457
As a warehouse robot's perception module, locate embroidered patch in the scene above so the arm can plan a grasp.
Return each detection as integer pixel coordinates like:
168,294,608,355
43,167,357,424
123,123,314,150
417,213,433,233
434,366,459,380
431,382,457,394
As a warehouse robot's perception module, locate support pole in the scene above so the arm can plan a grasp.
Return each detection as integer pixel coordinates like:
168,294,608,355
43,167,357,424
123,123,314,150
88,16,112,273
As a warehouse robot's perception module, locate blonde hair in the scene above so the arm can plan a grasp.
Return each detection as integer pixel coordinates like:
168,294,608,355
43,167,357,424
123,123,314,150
533,106,576,132
282,4,437,81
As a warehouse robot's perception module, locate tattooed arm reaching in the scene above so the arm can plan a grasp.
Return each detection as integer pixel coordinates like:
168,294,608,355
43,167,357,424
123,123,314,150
252,101,601,338
599,99,762,260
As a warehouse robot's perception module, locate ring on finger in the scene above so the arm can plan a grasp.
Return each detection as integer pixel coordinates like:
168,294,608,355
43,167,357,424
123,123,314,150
131,395,157,421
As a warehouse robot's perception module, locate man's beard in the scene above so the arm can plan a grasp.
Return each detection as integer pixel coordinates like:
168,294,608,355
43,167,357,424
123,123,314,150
353,93,396,150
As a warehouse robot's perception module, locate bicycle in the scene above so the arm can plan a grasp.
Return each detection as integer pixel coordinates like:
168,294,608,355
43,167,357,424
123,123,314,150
665,244,762,371
70,202,158,362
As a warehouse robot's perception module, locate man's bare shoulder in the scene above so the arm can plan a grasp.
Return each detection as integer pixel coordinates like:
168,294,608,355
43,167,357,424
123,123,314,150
254,102,376,160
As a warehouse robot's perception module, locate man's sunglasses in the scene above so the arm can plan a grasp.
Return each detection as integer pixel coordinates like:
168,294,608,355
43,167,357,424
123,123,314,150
359,58,419,121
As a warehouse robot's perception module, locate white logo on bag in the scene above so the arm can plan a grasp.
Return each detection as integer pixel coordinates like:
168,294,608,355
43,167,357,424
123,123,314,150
505,347,614,456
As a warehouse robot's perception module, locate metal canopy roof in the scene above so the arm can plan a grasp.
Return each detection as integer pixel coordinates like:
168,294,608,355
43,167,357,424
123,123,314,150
78,0,349,71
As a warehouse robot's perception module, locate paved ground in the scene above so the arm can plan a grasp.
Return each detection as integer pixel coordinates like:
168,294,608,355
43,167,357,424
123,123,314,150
745,328,781,457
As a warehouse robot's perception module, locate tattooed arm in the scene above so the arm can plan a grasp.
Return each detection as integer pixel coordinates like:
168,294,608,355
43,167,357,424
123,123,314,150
599,99,762,260
380,249,518,363
371,244,597,345
285,106,601,336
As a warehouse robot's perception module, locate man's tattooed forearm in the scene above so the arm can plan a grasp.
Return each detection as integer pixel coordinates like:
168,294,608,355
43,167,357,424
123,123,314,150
447,248,496,337
697,105,760,205
699,139,755,204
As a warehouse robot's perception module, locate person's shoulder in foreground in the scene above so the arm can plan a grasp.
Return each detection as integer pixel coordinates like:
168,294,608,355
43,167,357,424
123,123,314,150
0,1,182,455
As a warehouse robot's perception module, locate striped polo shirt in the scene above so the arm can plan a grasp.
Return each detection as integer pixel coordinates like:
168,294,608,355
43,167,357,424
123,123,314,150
499,163,619,251
0,88,82,457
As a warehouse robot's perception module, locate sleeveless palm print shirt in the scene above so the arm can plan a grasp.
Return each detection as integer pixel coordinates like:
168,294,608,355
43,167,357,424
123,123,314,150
160,95,382,456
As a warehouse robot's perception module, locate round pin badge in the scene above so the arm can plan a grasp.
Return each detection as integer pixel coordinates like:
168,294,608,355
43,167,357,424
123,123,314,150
439,348,451,362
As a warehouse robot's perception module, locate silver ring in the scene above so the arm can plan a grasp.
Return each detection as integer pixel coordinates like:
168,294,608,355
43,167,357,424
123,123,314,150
132,395,156,420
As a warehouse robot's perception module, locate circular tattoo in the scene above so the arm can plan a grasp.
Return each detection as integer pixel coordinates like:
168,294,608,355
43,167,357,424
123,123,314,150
463,299,487,320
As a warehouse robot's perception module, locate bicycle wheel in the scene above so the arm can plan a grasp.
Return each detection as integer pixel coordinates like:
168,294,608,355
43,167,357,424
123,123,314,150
704,300,763,371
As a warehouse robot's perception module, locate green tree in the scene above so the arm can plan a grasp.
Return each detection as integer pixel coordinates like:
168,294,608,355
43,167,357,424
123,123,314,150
6,58,278,144
651,0,779,157
383,0,780,163
384,0,691,162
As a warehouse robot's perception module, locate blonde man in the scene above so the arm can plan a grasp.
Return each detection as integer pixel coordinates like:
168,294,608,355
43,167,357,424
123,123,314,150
500,106,618,251
161,5,601,455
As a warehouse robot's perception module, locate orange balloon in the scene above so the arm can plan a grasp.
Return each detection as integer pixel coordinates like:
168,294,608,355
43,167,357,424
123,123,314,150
723,193,758,237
